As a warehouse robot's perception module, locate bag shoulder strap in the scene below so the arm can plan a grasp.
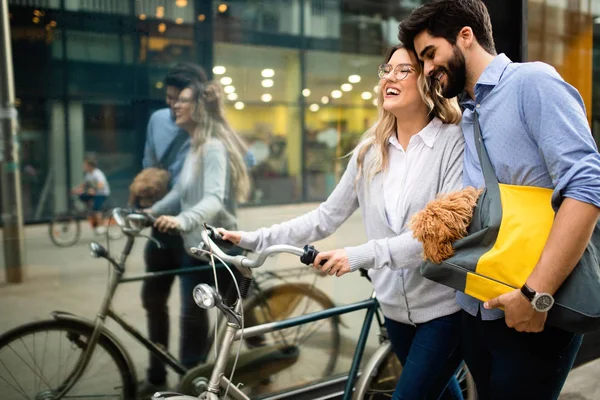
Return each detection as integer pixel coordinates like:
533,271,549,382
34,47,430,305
472,111,500,188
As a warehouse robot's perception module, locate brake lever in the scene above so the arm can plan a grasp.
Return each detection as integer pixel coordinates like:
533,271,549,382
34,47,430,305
140,233,163,249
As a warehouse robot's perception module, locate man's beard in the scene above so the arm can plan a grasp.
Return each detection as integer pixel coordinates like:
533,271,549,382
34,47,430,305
436,46,467,99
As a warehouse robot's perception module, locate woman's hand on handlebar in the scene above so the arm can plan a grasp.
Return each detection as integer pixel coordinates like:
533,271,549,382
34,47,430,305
216,228,242,245
314,248,351,277
154,215,182,233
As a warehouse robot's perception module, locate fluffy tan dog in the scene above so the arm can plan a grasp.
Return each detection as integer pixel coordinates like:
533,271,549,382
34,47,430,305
410,187,483,264
128,168,171,208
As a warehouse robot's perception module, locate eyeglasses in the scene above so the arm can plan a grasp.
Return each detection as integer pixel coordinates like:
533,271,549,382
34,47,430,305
173,97,194,105
378,63,415,81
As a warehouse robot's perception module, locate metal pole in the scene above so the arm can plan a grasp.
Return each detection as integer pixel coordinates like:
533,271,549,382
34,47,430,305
0,0,24,283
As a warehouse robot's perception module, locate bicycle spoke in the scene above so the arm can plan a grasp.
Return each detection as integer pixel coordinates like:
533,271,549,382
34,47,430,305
39,330,49,394
10,340,53,389
0,357,30,400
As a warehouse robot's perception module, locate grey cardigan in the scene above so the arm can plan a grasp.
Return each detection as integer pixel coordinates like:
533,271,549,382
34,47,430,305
239,121,464,324
151,138,237,253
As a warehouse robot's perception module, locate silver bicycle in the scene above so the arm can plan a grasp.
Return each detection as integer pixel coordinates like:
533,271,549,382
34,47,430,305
154,226,477,400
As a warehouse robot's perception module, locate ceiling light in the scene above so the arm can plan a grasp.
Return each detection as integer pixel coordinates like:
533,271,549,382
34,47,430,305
349,75,361,83
261,94,272,102
218,4,228,13
158,23,166,33
156,6,164,18
234,101,245,110
341,83,353,92
321,96,329,104
373,85,379,93
331,90,342,99
220,76,232,85
261,69,275,78
302,89,311,97
361,91,373,100
372,99,378,106
262,79,274,88
227,93,238,101
198,14,206,22
155,82,164,89
309,104,320,112
213,66,226,75
175,18,183,24
176,0,188,8
139,14,147,20
224,85,235,94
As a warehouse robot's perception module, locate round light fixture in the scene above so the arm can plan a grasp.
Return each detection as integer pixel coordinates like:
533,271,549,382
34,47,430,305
372,99,378,106
341,83,353,92
213,66,226,75
348,75,361,83
175,18,183,24
224,85,236,94
234,102,245,110
220,76,232,85
321,96,329,104
331,90,342,99
309,104,320,112
155,81,164,89
261,93,272,102
227,93,238,101
361,91,373,100
302,89,311,97
262,79,274,88
261,69,275,78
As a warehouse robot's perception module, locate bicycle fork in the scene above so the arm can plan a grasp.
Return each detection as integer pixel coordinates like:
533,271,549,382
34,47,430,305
55,268,122,398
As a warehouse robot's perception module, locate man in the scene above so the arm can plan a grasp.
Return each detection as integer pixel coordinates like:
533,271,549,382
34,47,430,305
139,62,207,395
399,1,600,398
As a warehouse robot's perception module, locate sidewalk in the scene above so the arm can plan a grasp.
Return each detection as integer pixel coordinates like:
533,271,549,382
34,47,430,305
1,203,598,398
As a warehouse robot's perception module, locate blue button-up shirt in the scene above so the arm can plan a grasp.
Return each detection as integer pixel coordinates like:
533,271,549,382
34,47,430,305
142,108,190,188
458,54,600,320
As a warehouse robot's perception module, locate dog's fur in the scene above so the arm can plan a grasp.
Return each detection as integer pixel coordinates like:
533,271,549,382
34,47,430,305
128,168,171,208
410,187,483,264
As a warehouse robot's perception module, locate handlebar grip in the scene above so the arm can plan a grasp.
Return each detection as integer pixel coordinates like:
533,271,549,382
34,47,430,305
300,245,327,266
202,223,236,250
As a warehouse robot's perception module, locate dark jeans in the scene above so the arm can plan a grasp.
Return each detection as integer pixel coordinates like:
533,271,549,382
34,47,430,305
385,312,464,400
141,229,240,384
461,310,583,400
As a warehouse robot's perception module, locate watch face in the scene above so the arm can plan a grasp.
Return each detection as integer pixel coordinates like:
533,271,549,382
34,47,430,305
534,294,554,311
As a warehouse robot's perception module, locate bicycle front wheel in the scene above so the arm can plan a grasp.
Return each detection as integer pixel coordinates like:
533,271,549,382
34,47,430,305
241,283,341,394
48,213,81,247
357,343,477,400
0,319,136,400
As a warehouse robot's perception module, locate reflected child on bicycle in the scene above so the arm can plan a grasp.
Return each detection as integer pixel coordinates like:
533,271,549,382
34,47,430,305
71,156,110,235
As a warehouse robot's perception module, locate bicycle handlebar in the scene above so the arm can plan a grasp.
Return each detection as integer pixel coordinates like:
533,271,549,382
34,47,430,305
190,224,323,269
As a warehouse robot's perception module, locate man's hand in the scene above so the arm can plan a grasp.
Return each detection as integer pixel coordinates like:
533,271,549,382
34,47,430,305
217,228,242,244
154,216,182,233
314,249,351,277
484,289,547,332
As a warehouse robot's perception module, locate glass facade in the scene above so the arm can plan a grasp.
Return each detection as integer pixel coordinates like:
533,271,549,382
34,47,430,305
6,0,426,222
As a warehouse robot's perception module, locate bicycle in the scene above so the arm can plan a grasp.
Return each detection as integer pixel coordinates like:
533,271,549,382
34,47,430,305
48,194,123,247
0,208,340,400
154,226,477,400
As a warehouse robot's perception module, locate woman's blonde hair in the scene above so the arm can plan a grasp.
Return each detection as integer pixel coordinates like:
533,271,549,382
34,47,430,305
188,81,251,203
354,44,462,183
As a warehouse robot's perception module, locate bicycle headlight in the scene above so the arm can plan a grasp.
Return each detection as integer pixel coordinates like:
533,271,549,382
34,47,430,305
89,242,108,258
193,284,220,309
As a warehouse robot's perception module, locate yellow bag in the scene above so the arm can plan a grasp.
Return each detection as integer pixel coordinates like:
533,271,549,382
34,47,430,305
420,111,600,333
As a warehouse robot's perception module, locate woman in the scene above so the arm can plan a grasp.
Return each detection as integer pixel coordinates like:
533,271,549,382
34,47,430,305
219,44,465,400
149,80,250,369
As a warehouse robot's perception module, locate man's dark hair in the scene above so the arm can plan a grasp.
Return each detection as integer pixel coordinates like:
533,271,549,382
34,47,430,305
399,0,496,55
164,62,208,89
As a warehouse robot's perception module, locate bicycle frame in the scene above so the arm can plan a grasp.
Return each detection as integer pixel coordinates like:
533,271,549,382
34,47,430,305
197,291,382,400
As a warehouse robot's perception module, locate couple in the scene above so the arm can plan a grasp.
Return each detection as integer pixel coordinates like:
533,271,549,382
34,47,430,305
219,1,600,399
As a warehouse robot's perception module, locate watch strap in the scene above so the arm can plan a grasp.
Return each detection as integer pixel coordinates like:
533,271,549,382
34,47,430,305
520,283,536,302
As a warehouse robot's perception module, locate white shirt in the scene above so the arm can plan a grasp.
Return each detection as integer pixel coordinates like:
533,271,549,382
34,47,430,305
85,168,110,196
383,117,443,232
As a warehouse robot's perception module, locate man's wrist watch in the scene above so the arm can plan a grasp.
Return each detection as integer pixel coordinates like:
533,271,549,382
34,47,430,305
520,283,555,312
